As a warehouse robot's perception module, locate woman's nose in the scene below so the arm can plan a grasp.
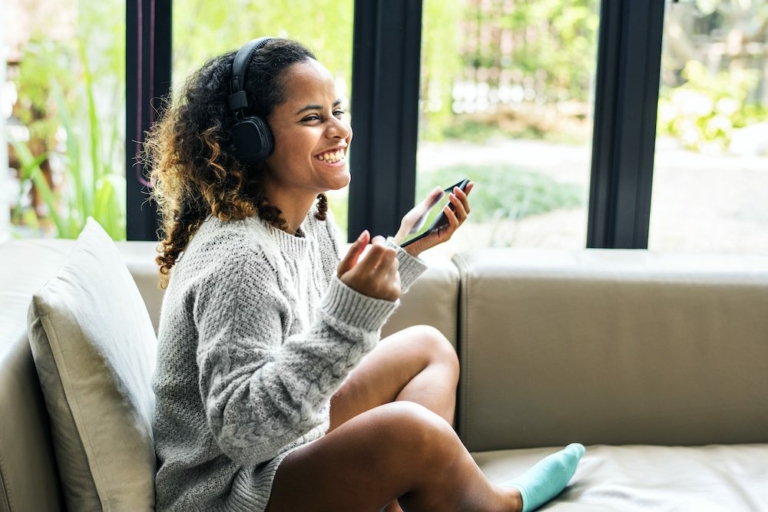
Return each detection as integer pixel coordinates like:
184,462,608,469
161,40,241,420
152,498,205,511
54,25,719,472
328,117,351,140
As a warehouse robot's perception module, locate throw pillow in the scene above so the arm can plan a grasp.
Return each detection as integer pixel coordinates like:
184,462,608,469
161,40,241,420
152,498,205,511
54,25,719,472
27,217,157,511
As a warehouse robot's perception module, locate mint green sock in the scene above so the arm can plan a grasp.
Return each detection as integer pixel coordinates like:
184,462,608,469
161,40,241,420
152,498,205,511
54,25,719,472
509,443,585,512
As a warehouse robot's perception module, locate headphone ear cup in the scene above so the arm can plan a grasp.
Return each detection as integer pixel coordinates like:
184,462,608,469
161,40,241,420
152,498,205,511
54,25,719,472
232,115,274,164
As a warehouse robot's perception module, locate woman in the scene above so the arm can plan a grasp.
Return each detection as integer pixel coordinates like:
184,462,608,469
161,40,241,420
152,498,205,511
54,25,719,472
146,37,584,512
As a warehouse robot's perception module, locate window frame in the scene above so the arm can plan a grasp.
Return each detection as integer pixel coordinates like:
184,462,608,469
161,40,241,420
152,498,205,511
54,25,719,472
126,0,668,249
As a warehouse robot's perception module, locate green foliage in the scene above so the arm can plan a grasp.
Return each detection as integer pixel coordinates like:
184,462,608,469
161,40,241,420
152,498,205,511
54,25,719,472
15,39,77,145
419,0,600,142
417,164,583,223
11,43,125,240
172,0,354,99
10,0,126,240
419,0,465,141
657,61,767,152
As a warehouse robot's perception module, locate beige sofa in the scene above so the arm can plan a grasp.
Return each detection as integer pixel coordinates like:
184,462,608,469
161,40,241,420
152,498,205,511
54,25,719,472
1,236,767,511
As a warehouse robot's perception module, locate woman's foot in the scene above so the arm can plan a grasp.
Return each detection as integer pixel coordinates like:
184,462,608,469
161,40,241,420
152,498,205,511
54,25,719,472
507,443,585,512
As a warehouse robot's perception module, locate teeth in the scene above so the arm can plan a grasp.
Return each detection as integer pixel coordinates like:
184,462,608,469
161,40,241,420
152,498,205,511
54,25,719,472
319,150,344,163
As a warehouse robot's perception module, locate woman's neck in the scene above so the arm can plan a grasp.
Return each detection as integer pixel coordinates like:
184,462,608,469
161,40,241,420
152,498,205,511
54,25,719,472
262,185,317,236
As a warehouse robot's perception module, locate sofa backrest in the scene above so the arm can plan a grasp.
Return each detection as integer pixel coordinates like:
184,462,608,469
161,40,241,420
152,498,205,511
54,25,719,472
454,248,768,452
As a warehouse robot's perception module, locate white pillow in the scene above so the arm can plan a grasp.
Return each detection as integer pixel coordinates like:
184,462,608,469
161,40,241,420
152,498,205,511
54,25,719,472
27,218,157,511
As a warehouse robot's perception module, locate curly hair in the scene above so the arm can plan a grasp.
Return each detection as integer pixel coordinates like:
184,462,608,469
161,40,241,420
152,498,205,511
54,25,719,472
143,38,328,288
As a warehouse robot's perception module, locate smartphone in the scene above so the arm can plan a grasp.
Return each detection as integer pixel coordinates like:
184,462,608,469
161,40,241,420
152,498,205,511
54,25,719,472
401,178,470,248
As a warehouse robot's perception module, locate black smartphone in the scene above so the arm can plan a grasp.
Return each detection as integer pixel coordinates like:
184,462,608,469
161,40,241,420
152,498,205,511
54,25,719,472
401,178,470,248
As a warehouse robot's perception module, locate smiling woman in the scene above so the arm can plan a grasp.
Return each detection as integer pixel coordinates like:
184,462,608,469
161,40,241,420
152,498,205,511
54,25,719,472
261,59,352,235
144,37,581,512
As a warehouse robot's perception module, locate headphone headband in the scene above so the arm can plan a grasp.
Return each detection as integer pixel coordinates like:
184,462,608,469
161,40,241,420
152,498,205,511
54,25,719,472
228,37,273,113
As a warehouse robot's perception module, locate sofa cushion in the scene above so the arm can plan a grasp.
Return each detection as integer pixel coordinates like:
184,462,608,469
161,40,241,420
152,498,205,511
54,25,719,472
27,218,157,511
474,444,768,510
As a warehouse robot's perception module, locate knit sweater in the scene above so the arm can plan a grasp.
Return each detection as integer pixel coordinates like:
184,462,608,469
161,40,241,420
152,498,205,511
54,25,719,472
152,208,427,512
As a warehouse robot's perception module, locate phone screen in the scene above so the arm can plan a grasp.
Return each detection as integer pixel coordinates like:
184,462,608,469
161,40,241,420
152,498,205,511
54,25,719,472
400,179,468,247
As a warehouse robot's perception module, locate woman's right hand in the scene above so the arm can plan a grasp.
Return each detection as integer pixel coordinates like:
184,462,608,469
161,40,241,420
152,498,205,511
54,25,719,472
337,230,401,302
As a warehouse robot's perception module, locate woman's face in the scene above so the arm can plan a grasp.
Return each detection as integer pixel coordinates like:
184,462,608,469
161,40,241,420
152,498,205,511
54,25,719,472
264,59,353,198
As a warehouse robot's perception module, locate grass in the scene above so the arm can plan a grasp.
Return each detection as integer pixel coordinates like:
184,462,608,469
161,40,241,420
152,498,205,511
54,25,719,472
416,163,584,223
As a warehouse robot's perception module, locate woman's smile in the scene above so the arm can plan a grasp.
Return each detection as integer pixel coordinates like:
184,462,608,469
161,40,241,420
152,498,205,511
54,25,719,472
314,146,348,167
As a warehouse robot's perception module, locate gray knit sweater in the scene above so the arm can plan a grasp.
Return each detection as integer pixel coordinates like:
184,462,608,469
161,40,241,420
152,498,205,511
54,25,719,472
152,209,426,512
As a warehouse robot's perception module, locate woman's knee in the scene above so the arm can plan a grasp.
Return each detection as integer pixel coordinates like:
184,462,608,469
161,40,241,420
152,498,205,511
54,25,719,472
408,325,459,376
371,402,459,463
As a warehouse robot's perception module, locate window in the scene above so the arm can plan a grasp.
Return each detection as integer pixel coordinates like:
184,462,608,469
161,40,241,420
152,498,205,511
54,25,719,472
649,0,768,254
4,0,127,240
417,0,601,256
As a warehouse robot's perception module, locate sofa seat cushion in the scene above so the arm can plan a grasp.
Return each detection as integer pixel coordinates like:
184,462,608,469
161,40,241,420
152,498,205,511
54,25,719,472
27,219,158,511
474,444,768,510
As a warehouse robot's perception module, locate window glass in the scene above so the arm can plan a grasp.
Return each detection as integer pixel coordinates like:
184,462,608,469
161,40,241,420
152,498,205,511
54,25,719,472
417,0,601,256
649,0,768,254
4,0,127,240
172,0,354,238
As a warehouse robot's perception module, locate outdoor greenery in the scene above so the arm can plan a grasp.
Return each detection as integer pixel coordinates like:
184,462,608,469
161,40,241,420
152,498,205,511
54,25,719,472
417,164,584,224
658,60,766,153
7,0,768,242
419,0,599,142
9,0,126,239
12,45,125,239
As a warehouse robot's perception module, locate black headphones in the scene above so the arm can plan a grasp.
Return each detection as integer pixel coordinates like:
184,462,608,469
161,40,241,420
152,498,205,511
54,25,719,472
228,37,275,164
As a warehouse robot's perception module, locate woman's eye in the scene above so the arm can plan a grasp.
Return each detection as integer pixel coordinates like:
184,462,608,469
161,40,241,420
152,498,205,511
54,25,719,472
303,115,320,122
333,110,345,118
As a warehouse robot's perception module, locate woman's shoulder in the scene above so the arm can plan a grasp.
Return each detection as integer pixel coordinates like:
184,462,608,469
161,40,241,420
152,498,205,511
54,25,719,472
176,215,276,278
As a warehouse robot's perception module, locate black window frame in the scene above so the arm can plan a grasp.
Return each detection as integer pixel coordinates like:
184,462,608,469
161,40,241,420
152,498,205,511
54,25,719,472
126,0,668,248
126,0,172,241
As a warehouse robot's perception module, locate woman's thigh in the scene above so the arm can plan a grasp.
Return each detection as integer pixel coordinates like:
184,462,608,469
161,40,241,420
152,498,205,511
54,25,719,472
328,325,458,431
265,401,455,512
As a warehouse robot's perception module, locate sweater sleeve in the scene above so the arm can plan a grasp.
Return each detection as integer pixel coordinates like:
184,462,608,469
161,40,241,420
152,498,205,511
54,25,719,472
193,247,398,466
387,237,428,293
321,216,426,295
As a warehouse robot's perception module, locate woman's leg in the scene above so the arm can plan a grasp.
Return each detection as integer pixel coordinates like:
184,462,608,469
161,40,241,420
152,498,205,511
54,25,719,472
270,326,519,512
266,401,522,512
328,325,460,511
328,325,460,432
266,325,583,512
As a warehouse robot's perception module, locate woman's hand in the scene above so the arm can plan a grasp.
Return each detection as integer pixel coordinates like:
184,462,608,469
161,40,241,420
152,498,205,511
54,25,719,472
396,182,474,257
337,231,401,302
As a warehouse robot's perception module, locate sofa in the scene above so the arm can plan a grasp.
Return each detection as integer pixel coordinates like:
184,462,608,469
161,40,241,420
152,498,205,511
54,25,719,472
1,228,767,511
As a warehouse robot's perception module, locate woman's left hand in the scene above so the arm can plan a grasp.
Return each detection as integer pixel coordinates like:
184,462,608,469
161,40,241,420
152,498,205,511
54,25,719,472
396,182,474,257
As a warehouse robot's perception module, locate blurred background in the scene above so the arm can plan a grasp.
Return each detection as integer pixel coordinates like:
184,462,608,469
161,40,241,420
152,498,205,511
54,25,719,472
2,0,767,255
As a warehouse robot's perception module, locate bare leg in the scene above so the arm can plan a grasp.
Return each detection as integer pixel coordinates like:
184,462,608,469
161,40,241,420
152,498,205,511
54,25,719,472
265,401,522,512
329,325,460,431
330,325,461,512
266,326,521,511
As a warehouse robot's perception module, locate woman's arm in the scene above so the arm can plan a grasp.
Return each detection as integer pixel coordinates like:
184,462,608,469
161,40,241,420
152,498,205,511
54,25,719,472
322,216,427,295
194,246,397,466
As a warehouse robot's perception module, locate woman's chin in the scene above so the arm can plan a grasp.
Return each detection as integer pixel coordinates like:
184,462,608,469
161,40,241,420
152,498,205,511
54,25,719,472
326,170,351,191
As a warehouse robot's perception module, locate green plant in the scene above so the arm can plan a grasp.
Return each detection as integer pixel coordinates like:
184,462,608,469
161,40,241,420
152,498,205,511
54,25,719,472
11,43,125,240
416,163,583,223
657,60,766,152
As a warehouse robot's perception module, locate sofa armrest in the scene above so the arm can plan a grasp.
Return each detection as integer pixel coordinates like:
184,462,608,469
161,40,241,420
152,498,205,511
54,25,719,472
454,248,768,451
